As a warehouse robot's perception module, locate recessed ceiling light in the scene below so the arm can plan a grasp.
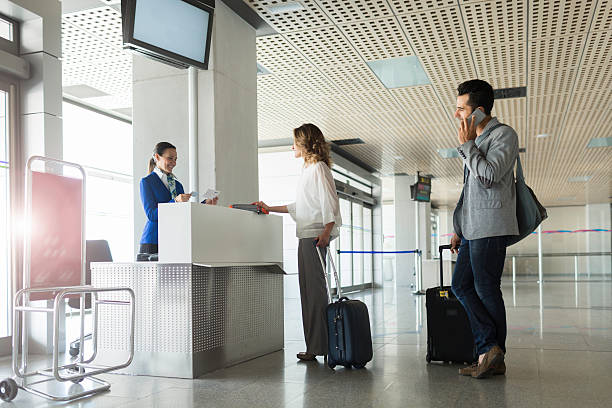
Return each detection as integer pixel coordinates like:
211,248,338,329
568,175,592,182
587,136,612,148
366,56,431,89
256,62,270,75
536,133,550,138
266,2,305,14
437,148,459,159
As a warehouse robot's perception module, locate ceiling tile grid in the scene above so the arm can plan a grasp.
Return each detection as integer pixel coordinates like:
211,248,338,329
390,1,457,16
529,0,596,39
397,6,470,56
339,17,414,60
461,0,526,46
285,26,363,67
472,43,526,89
256,35,315,73
244,0,332,33
320,63,385,94
591,0,612,31
528,35,587,72
316,0,393,24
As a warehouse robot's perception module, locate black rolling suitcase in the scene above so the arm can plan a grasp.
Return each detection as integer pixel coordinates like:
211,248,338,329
316,246,373,369
425,244,477,364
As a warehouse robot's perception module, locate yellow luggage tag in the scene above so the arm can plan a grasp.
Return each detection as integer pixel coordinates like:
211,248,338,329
439,290,449,299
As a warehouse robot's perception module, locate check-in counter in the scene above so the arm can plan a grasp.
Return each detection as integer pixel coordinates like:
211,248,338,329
91,203,285,378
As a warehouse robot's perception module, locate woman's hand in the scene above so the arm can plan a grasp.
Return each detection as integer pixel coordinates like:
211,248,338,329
205,197,218,205
316,231,331,248
252,201,270,213
174,193,191,202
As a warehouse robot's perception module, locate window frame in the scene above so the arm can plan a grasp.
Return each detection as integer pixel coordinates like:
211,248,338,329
0,13,19,56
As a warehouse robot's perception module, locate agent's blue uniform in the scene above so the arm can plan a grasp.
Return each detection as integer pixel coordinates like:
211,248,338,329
139,172,185,246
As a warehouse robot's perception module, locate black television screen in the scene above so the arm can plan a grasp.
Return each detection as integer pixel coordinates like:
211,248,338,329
122,0,214,70
410,176,431,202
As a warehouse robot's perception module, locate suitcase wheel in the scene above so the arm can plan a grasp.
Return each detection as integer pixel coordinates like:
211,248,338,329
426,354,431,363
328,363,336,369
343,364,352,369
353,363,366,369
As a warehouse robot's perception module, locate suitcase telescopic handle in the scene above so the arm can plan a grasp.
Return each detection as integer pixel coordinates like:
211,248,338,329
438,245,452,287
316,245,341,303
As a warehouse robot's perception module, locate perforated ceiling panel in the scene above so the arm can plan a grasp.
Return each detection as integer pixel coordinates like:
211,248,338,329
62,0,611,206
252,0,610,206
62,5,132,112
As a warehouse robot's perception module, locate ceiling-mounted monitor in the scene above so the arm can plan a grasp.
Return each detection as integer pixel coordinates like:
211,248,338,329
122,0,214,70
410,175,431,202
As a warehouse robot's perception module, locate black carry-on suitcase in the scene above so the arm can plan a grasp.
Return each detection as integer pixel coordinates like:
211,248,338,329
425,244,477,364
316,246,373,369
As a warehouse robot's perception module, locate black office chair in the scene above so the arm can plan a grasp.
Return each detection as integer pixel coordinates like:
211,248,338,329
68,239,112,357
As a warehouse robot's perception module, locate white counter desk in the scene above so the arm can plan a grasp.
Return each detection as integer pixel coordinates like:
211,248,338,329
91,203,285,378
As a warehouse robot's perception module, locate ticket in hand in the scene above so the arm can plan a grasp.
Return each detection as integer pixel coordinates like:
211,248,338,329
189,191,199,198
203,189,220,199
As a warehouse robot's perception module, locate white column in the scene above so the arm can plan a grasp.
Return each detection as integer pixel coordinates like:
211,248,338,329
394,175,416,287
393,175,431,288
2,0,63,355
133,1,258,252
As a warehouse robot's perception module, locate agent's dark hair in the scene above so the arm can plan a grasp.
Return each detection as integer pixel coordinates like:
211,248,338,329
457,79,494,115
293,123,331,167
148,142,176,173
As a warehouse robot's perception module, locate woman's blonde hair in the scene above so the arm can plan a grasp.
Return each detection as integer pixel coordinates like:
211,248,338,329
293,123,331,167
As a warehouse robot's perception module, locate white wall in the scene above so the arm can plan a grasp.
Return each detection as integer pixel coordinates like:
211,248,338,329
438,202,611,279
258,150,302,299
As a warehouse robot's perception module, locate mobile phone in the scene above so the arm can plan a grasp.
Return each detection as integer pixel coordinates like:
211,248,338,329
468,108,486,127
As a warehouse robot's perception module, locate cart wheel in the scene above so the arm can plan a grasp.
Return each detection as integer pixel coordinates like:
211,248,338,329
354,363,366,369
69,367,86,384
426,354,431,363
0,378,18,402
69,344,80,357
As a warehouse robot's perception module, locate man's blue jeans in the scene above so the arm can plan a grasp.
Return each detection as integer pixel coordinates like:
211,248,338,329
451,236,508,356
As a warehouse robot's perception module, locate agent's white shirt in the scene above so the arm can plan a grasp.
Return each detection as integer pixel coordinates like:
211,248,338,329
153,166,174,191
287,161,342,239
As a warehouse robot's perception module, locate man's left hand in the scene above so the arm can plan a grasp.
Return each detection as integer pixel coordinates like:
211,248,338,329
458,115,477,144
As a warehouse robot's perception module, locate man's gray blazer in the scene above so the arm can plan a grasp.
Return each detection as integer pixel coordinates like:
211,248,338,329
453,117,519,241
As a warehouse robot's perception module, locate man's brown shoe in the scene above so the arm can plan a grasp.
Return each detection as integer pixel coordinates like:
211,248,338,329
459,360,505,376
297,352,316,361
471,346,504,379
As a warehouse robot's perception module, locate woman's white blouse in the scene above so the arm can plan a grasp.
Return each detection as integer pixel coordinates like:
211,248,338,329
287,161,342,239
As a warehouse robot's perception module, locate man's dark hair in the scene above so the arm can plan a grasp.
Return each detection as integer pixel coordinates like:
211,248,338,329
457,79,494,115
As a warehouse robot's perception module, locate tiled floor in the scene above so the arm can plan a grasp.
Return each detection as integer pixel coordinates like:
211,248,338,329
1,280,611,407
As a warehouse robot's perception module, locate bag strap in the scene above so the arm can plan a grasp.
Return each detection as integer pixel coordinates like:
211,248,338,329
515,154,525,182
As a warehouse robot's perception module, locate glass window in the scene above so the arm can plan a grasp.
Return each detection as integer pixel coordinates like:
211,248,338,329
352,202,363,286
0,17,12,41
0,89,9,337
339,198,352,287
363,206,373,284
62,102,134,261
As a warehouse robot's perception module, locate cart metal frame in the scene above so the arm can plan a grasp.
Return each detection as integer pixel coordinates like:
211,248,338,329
0,156,135,403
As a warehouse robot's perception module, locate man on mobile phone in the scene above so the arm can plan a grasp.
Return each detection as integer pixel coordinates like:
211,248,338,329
450,79,519,379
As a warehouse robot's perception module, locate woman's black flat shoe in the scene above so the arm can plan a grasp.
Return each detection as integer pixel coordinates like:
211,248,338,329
297,352,316,361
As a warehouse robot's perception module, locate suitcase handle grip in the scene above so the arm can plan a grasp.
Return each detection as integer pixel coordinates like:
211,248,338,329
438,245,452,287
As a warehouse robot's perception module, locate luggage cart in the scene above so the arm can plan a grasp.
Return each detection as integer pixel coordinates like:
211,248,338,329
0,156,135,403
